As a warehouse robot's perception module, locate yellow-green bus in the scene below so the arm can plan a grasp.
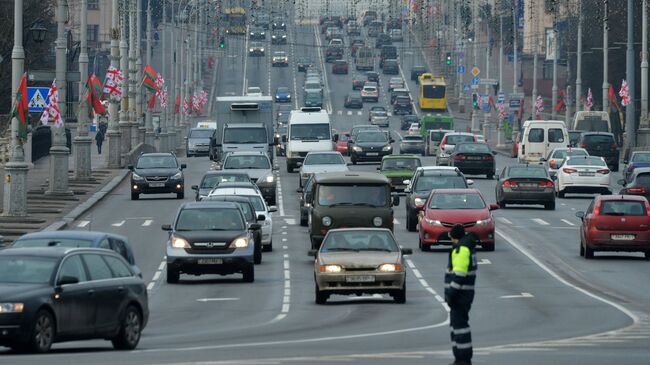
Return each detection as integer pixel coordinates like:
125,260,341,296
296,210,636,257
224,7,246,35
418,73,447,111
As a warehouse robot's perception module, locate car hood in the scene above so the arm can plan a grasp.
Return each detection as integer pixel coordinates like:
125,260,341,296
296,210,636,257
221,168,270,180
426,208,490,222
356,141,389,148
134,168,179,176
301,164,349,174
173,230,247,244
319,251,401,267
0,283,51,300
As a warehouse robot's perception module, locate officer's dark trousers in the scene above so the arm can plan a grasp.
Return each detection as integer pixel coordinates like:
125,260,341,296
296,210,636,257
449,300,473,362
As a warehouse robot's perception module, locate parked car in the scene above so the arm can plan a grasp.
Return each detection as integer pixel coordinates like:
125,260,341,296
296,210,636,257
555,155,612,198
450,142,497,179
129,153,186,200
495,164,555,209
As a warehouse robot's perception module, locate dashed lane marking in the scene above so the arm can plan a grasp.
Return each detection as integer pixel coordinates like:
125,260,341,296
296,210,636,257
111,220,125,227
561,219,575,226
477,259,491,265
142,219,153,226
497,217,513,225
77,220,90,228
532,218,550,226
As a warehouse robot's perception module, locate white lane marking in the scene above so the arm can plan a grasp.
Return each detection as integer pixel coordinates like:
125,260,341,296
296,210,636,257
142,219,153,226
112,220,125,227
313,25,333,114
357,111,362,115
412,268,423,279
500,292,534,299
532,218,550,226
283,245,288,249
337,110,342,115
405,259,450,312
393,218,400,225
561,219,575,226
282,238,287,242
196,298,240,302
158,261,166,271
146,282,155,291
277,175,286,216
347,111,352,115
147,259,167,292
497,217,513,225
152,271,161,281
77,220,90,228
284,218,296,225
477,258,492,265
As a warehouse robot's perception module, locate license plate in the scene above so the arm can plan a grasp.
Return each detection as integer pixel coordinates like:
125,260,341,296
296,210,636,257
366,152,378,156
345,275,375,283
611,234,635,241
149,182,165,187
579,172,595,176
467,156,482,160
197,258,223,265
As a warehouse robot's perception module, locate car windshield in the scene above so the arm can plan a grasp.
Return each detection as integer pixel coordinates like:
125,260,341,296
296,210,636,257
600,201,647,216
566,157,606,166
428,193,486,209
0,256,57,284
175,208,245,231
373,111,388,117
339,134,350,141
634,173,650,186
357,132,387,143
583,135,614,145
415,175,467,192
304,153,345,165
189,129,214,138
403,136,423,142
290,124,330,140
508,167,548,178
201,174,250,188
456,143,491,153
632,153,650,162
223,127,267,144
551,149,588,159
276,87,289,93
382,158,420,170
12,238,94,248
446,135,475,144
318,184,388,207
245,195,266,211
321,230,399,252
136,155,177,169
223,155,270,169
430,132,447,142
274,52,286,56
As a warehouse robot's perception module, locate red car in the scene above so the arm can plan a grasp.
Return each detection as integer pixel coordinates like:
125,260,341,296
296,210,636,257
418,189,498,251
332,60,349,74
576,195,650,259
336,132,350,155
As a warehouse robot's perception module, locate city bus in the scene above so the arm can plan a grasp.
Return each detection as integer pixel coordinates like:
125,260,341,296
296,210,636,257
224,7,246,35
418,73,447,111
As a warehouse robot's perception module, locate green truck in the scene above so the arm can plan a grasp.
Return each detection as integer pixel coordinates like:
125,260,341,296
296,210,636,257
420,115,454,156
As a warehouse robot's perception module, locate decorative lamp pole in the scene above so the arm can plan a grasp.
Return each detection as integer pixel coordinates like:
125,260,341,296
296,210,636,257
74,0,93,180
107,0,122,169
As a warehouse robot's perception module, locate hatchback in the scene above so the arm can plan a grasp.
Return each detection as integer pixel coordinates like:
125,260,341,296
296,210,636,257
495,164,555,209
344,92,363,108
332,60,349,74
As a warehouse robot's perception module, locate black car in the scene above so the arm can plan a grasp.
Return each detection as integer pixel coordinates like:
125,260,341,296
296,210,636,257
344,92,363,108
400,114,419,130
0,247,148,353
411,66,427,82
299,174,315,226
382,59,399,74
163,201,259,283
129,153,186,200
404,167,470,231
495,164,556,210
618,168,650,201
249,26,266,40
297,58,313,72
375,33,392,48
450,142,497,178
272,18,286,30
393,95,413,115
350,130,394,164
577,132,620,171
191,171,251,201
568,130,583,147
366,71,380,83
391,88,410,104
271,30,287,44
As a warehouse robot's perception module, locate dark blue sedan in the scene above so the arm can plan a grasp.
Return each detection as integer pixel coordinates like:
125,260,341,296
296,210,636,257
274,86,292,103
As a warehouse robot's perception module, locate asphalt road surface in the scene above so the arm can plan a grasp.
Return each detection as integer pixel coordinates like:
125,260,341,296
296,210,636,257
2,9,649,365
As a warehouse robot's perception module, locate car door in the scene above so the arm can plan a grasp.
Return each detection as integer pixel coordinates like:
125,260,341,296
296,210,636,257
53,254,96,336
102,255,137,333
547,127,567,157
82,253,126,334
582,200,595,242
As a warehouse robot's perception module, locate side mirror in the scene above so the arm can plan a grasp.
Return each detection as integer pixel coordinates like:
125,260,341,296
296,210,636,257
249,223,262,230
617,179,626,186
488,203,499,211
191,185,199,191
268,206,278,212
401,247,413,255
333,134,339,142
575,211,585,220
551,175,557,181
180,164,187,169
467,179,474,185
392,195,400,206
57,275,79,286
308,249,318,257
376,167,381,170
281,135,287,143
256,214,266,221
127,165,134,170
161,224,172,231
539,157,546,162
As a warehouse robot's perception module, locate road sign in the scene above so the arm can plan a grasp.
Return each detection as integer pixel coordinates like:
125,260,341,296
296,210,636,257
457,65,465,74
482,95,490,112
510,92,525,100
463,84,470,93
479,78,498,86
471,76,480,86
27,87,50,113
458,52,464,59
497,92,506,105
509,99,521,108
471,66,480,77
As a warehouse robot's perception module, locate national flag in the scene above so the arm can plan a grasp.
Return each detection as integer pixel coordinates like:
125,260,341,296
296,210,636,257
147,93,156,109
155,75,168,108
87,74,107,115
192,91,202,114
11,73,29,141
609,84,621,112
535,95,544,119
619,80,629,107
103,66,124,101
174,94,180,114
40,79,62,127
183,95,192,115
554,90,565,111
142,65,160,93
585,88,593,111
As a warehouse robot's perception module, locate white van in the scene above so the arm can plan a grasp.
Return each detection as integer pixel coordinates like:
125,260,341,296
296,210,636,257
518,120,569,163
285,107,334,172
572,111,611,133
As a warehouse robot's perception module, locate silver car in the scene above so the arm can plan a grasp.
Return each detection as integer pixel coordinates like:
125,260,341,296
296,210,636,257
221,151,277,205
299,151,348,187
370,110,390,127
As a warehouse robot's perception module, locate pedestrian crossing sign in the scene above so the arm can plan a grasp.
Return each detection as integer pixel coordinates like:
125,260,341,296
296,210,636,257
27,87,51,113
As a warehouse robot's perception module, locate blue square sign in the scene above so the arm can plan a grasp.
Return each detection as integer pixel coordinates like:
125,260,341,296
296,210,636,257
471,76,480,86
457,65,465,74
27,87,50,113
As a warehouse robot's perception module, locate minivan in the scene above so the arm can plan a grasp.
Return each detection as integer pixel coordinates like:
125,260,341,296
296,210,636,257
518,120,569,164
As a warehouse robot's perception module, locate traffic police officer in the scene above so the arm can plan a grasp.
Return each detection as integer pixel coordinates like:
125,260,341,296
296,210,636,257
445,224,477,365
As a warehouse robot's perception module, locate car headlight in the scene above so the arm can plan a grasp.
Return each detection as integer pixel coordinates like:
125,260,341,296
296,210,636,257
382,145,392,151
476,218,492,226
378,263,401,272
373,216,383,226
286,93,290,98
260,48,265,52
352,146,362,152
171,172,183,179
320,264,342,273
414,198,425,208
322,216,332,227
275,94,280,98
230,237,249,248
0,303,24,313
132,173,144,181
250,32,254,35
171,236,190,249
249,48,254,52
282,35,287,38
272,35,277,38
261,32,265,35
263,174,274,183
424,218,443,226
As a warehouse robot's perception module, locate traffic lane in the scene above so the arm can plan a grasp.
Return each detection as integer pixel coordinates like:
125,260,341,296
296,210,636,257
217,33,247,96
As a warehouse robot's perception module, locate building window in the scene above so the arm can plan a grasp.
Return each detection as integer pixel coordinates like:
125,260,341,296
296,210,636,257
88,25,99,42
88,0,99,10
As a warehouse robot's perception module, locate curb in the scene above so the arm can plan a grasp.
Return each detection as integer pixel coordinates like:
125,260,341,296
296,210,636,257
43,170,130,231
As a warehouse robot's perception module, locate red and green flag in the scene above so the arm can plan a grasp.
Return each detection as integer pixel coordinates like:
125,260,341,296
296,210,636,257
86,74,107,115
142,65,159,93
11,73,29,142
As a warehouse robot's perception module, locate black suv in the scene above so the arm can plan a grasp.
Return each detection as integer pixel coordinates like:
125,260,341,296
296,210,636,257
404,167,470,231
393,96,413,115
400,114,418,130
350,130,394,164
130,153,186,200
577,132,620,171
272,18,286,30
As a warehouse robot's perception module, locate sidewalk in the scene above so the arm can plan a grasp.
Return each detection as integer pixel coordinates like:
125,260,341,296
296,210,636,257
0,129,126,244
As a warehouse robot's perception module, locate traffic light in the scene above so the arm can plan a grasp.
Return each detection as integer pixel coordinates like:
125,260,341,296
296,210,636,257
472,93,478,109
219,36,225,49
445,52,452,65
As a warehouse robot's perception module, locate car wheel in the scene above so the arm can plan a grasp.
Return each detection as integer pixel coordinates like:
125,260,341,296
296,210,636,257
166,267,179,283
254,242,262,265
176,191,184,199
300,210,308,226
584,244,595,259
264,240,273,252
286,162,294,173
393,282,406,304
406,211,417,232
487,172,494,180
418,238,429,252
131,192,139,200
112,305,142,350
557,189,565,198
645,251,650,260
24,310,55,353
544,201,555,210
242,265,255,282
351,157,357,165
579,239,585,257
310,236,320,250
482,242,495,252
315,283,328,304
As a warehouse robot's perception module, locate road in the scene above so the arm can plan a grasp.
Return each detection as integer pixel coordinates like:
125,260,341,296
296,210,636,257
2,9,649,365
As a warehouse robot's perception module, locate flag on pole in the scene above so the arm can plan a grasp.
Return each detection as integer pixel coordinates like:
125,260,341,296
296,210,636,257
11,73,29,142
554,90,565,111
142,65,160,93
619,79,630,107
585,88,593,111
87,74,107,115
174,94,181,114
103,66,124,101
147,93,156,109
609,85,621,112
155,75,168,107
40,79,62,127
535,95,544,119
182,95,192,115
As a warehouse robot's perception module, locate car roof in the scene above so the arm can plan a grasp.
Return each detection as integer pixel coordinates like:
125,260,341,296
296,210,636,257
443,132,474,137
631,167,650,175
306,151,343,156
326,227,393,234
314,171,389,184
209,187,261,197
212,182,258,189
581,131,614,137
140,152,175,157
431,188,480,194
383,154,419,159
0,247,118,258
595,194,648,202
202,171,250,177
225,151,268,157
181,201,241,209
16,230,128,242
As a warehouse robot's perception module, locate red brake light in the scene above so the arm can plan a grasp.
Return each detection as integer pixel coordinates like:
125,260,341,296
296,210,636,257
580,144,586,148
596,169,610,175
539,181,553,187
454,155,466,160
503,180,518,187
628,187,646,194
563,168,577,174
483,155,494,160
593,201,601,216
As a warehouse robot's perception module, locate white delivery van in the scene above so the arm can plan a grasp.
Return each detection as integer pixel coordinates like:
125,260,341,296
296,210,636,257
285,107,334,172
518,120,569,163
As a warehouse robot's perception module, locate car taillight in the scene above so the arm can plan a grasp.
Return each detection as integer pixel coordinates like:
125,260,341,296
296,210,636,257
612,143,618,150
646,203,650,217
483,155,494,160
594,201,601,215
628,187,646,194
580,144,586,148
539,181,553,187
563,168,577,174
454,155,466,160
596,169,610,174
503,180,518,187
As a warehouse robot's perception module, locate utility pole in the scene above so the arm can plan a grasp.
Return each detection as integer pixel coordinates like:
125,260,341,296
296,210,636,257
129,0,138,149
135,0,144,144
482,4,491,139
176,7,184,149
470,0,479,134
497,2,505,148
512,0,519,136
575,0,583,112
531,0,538,119
624,0,636,149
602,0,609,112
641,0,649,134
107,0,122,169
46,0,73,196
144,0,155,146
4,0,29,216
168,1,177,150
551,4,558,119
75,0,93,180
159,0,169,153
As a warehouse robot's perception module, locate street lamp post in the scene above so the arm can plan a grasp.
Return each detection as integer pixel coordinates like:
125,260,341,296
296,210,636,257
74,0,93,180
642,0,649,129
107,0,122,169
511,0,519,137
167,1,177,150
470,0,479,134
575,0,583,112
129,0,139,149
144,0,155,146
624,0,636,149
602,0,609,112
158,0,169,153
551,13,559,119
135,0,144,145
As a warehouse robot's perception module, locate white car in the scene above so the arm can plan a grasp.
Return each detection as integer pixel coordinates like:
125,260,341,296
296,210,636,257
207,186,277,251
555,155,612,198
299,151,348,187
272,51,289,67
247,87,263,96
370,110,389,127
543,147,589,177
474,134,486,143
407,123,420,135
361,84,379,102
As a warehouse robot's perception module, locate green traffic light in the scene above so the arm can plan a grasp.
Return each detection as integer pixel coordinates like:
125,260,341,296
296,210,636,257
446,57,452,65
219,42,225,49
